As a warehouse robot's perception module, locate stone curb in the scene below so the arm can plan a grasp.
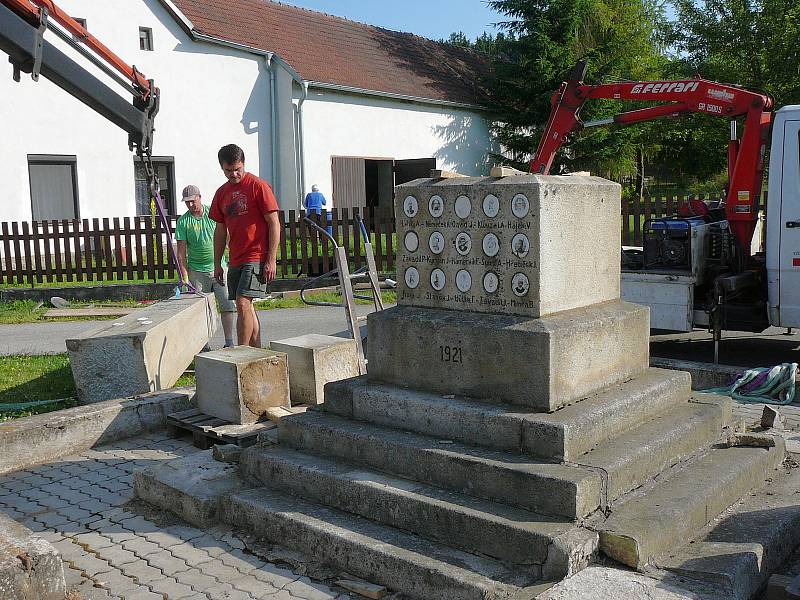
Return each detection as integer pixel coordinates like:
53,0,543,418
0,387,193,475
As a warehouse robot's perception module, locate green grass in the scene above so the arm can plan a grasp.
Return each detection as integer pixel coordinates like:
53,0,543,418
0,354,78,419
0,353,195,421
256,290,396,310
0,299,143,325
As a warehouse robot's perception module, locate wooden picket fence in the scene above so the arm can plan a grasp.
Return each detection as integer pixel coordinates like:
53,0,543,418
0,208,395,286
0,193,768,286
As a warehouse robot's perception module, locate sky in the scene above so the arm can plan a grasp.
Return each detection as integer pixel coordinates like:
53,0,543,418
276,1,505,41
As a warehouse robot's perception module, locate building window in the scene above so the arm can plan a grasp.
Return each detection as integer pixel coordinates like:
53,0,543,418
28,155,80,221
139,27,153,51
134,157,175,215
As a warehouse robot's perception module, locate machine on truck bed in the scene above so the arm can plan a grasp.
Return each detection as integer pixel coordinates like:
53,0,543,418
531,62,800,352
0,0,161,201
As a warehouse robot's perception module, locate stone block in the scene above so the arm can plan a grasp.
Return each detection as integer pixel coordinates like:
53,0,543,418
270,334,360,405
196,347,289,424
395,174,621,318
67,295,217,403
0,513,65,600
367,301,649,411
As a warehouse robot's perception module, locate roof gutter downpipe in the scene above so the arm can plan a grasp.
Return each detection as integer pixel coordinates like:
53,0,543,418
264,54,279,194
298,81,308,210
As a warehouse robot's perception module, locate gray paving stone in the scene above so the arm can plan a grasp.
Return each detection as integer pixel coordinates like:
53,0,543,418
64,564,86,587
121,537,162,557
58,504,96,522
208,588,253,600
36,510,70,528
173,568,218,590
148,576,197,599
80,498,114,515
37,528,65,543
52,538,88,561
142,549,190,575
94,568,140,595
71,578,115,600
100,545,140,567
283,577,339,600
75,530,116,550
142,530,184,547
119,559,165,584
170,543,214,567
104,528,139,544
0,506,24,520
118,588,163,600
118,515,161,535
194,559,242,583
37,495,72,510
218,549,266,573
250,563,298,588
204,581,237,599
229,575,278,596
72,552,115,577
163,524,206,541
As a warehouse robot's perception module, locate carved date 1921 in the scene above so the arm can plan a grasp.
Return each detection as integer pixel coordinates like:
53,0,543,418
439,345,463,364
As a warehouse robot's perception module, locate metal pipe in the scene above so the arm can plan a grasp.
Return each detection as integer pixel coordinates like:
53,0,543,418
264,54,278,194
297,81,308,210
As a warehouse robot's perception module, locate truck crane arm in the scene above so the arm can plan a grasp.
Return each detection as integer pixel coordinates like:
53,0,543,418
0,0,159,160
530,61,774,251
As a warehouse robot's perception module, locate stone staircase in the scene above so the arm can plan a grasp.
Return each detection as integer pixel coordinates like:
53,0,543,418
137,364,786,600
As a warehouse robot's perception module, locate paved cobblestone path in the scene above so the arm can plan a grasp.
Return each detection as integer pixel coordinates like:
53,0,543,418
0,432,352,600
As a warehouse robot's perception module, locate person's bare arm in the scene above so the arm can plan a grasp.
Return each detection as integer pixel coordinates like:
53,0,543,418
213,222,227,283
263,211,280,283
176,240,189,283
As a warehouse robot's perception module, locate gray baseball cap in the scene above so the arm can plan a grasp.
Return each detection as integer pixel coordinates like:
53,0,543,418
181,184,201,200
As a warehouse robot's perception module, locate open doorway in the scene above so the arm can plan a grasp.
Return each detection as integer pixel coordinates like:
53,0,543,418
331,156,436,212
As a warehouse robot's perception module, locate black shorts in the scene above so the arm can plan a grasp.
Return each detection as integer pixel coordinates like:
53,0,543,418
227,263,269,300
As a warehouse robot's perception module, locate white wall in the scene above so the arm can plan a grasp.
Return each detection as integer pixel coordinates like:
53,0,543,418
0,0,273,222
299,89,496,209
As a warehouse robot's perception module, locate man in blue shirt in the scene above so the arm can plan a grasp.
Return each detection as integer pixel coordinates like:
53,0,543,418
303,184,326,216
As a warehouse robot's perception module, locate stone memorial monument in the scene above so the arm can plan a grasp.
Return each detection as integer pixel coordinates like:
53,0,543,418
370,174,649,411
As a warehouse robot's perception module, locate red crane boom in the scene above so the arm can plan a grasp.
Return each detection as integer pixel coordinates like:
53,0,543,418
530,62,774,251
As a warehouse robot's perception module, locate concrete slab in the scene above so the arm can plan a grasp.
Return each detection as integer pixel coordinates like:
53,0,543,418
395,175,621,318
223,487,541,600
367,301,649,411
196,346,290,424
240,445,596,572
599,439,786,570
66,295,216,403
0,512,65,600
270,334,360,405
325,368,691,461
278,411,603,519
536,566,717,600
656,458,800,600
0,388,191,475
133,450,254,528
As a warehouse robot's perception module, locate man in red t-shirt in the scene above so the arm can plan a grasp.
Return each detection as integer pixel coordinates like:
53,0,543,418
210,144,280,348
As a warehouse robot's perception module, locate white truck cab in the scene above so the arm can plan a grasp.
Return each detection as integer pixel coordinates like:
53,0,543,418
766,105,800,327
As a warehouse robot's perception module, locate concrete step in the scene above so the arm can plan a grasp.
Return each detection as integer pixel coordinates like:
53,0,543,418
325,367,691,461
240,445,598,577
598,437,785,570
655,453,800,600
223,487,543,600
579,394,731,504
278,411,603,519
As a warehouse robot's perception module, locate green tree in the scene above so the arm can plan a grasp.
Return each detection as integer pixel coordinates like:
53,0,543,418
486,0,670,180
669,0,800,107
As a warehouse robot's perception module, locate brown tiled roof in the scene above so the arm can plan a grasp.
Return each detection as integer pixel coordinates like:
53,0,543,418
169,0,490,105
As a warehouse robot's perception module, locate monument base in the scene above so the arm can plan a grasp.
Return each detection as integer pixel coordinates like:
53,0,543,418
367,301,649,412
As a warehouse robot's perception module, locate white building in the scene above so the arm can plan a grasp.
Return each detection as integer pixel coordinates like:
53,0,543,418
1,0,496,222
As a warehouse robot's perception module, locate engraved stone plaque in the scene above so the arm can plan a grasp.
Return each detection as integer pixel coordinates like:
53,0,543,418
394,175,621,318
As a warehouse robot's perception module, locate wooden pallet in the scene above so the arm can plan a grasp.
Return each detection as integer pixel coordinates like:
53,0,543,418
166,408,278,449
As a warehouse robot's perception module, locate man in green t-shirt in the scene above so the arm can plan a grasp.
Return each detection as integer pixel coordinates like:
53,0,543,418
176,184,236,347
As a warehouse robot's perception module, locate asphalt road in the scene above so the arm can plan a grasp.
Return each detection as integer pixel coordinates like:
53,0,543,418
0,305,375,356
3,305,800,370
